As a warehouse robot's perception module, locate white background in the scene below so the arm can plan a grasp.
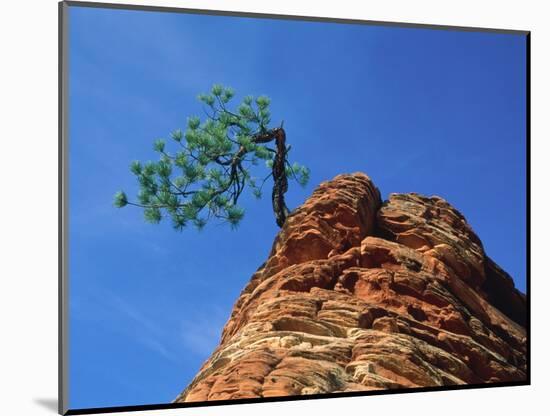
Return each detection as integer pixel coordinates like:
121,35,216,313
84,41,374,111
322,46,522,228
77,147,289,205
1,0,547,415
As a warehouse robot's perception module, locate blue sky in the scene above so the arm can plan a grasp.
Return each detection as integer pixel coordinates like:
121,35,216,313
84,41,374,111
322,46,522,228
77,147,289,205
68,5,527,410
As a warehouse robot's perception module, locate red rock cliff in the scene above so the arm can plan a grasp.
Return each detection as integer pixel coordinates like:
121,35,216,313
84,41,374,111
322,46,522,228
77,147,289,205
175,173,527,402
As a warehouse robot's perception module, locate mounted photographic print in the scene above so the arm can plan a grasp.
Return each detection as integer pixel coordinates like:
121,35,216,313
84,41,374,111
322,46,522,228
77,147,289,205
59,1,530,414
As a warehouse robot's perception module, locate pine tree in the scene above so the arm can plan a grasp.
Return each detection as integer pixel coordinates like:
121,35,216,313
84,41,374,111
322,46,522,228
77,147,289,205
114,84,309,230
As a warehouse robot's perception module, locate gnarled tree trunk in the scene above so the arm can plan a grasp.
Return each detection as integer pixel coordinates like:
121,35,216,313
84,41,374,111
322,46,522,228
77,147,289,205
252,127,289,227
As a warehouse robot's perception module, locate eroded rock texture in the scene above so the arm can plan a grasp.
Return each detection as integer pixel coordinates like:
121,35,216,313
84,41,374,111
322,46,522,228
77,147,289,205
175,173,526,402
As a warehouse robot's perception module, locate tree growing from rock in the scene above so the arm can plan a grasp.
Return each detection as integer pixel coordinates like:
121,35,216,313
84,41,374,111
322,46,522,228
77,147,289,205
114,84,309,230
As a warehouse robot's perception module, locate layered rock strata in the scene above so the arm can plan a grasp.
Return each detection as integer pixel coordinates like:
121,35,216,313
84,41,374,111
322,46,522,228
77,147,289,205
175,173,527,402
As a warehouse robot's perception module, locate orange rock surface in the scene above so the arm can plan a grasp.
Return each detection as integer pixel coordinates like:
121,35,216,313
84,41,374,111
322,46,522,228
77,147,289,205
175,173,527,403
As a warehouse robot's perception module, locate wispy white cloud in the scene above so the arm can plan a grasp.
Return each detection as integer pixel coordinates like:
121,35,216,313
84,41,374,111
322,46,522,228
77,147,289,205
72,284,231,365
104,291,162,335
73,287,183,364
180,306,228,358
104,291,188,364
139,336,180,363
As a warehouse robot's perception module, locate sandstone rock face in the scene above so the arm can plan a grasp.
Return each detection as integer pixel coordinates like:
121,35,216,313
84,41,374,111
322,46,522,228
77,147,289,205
175,173,527,403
